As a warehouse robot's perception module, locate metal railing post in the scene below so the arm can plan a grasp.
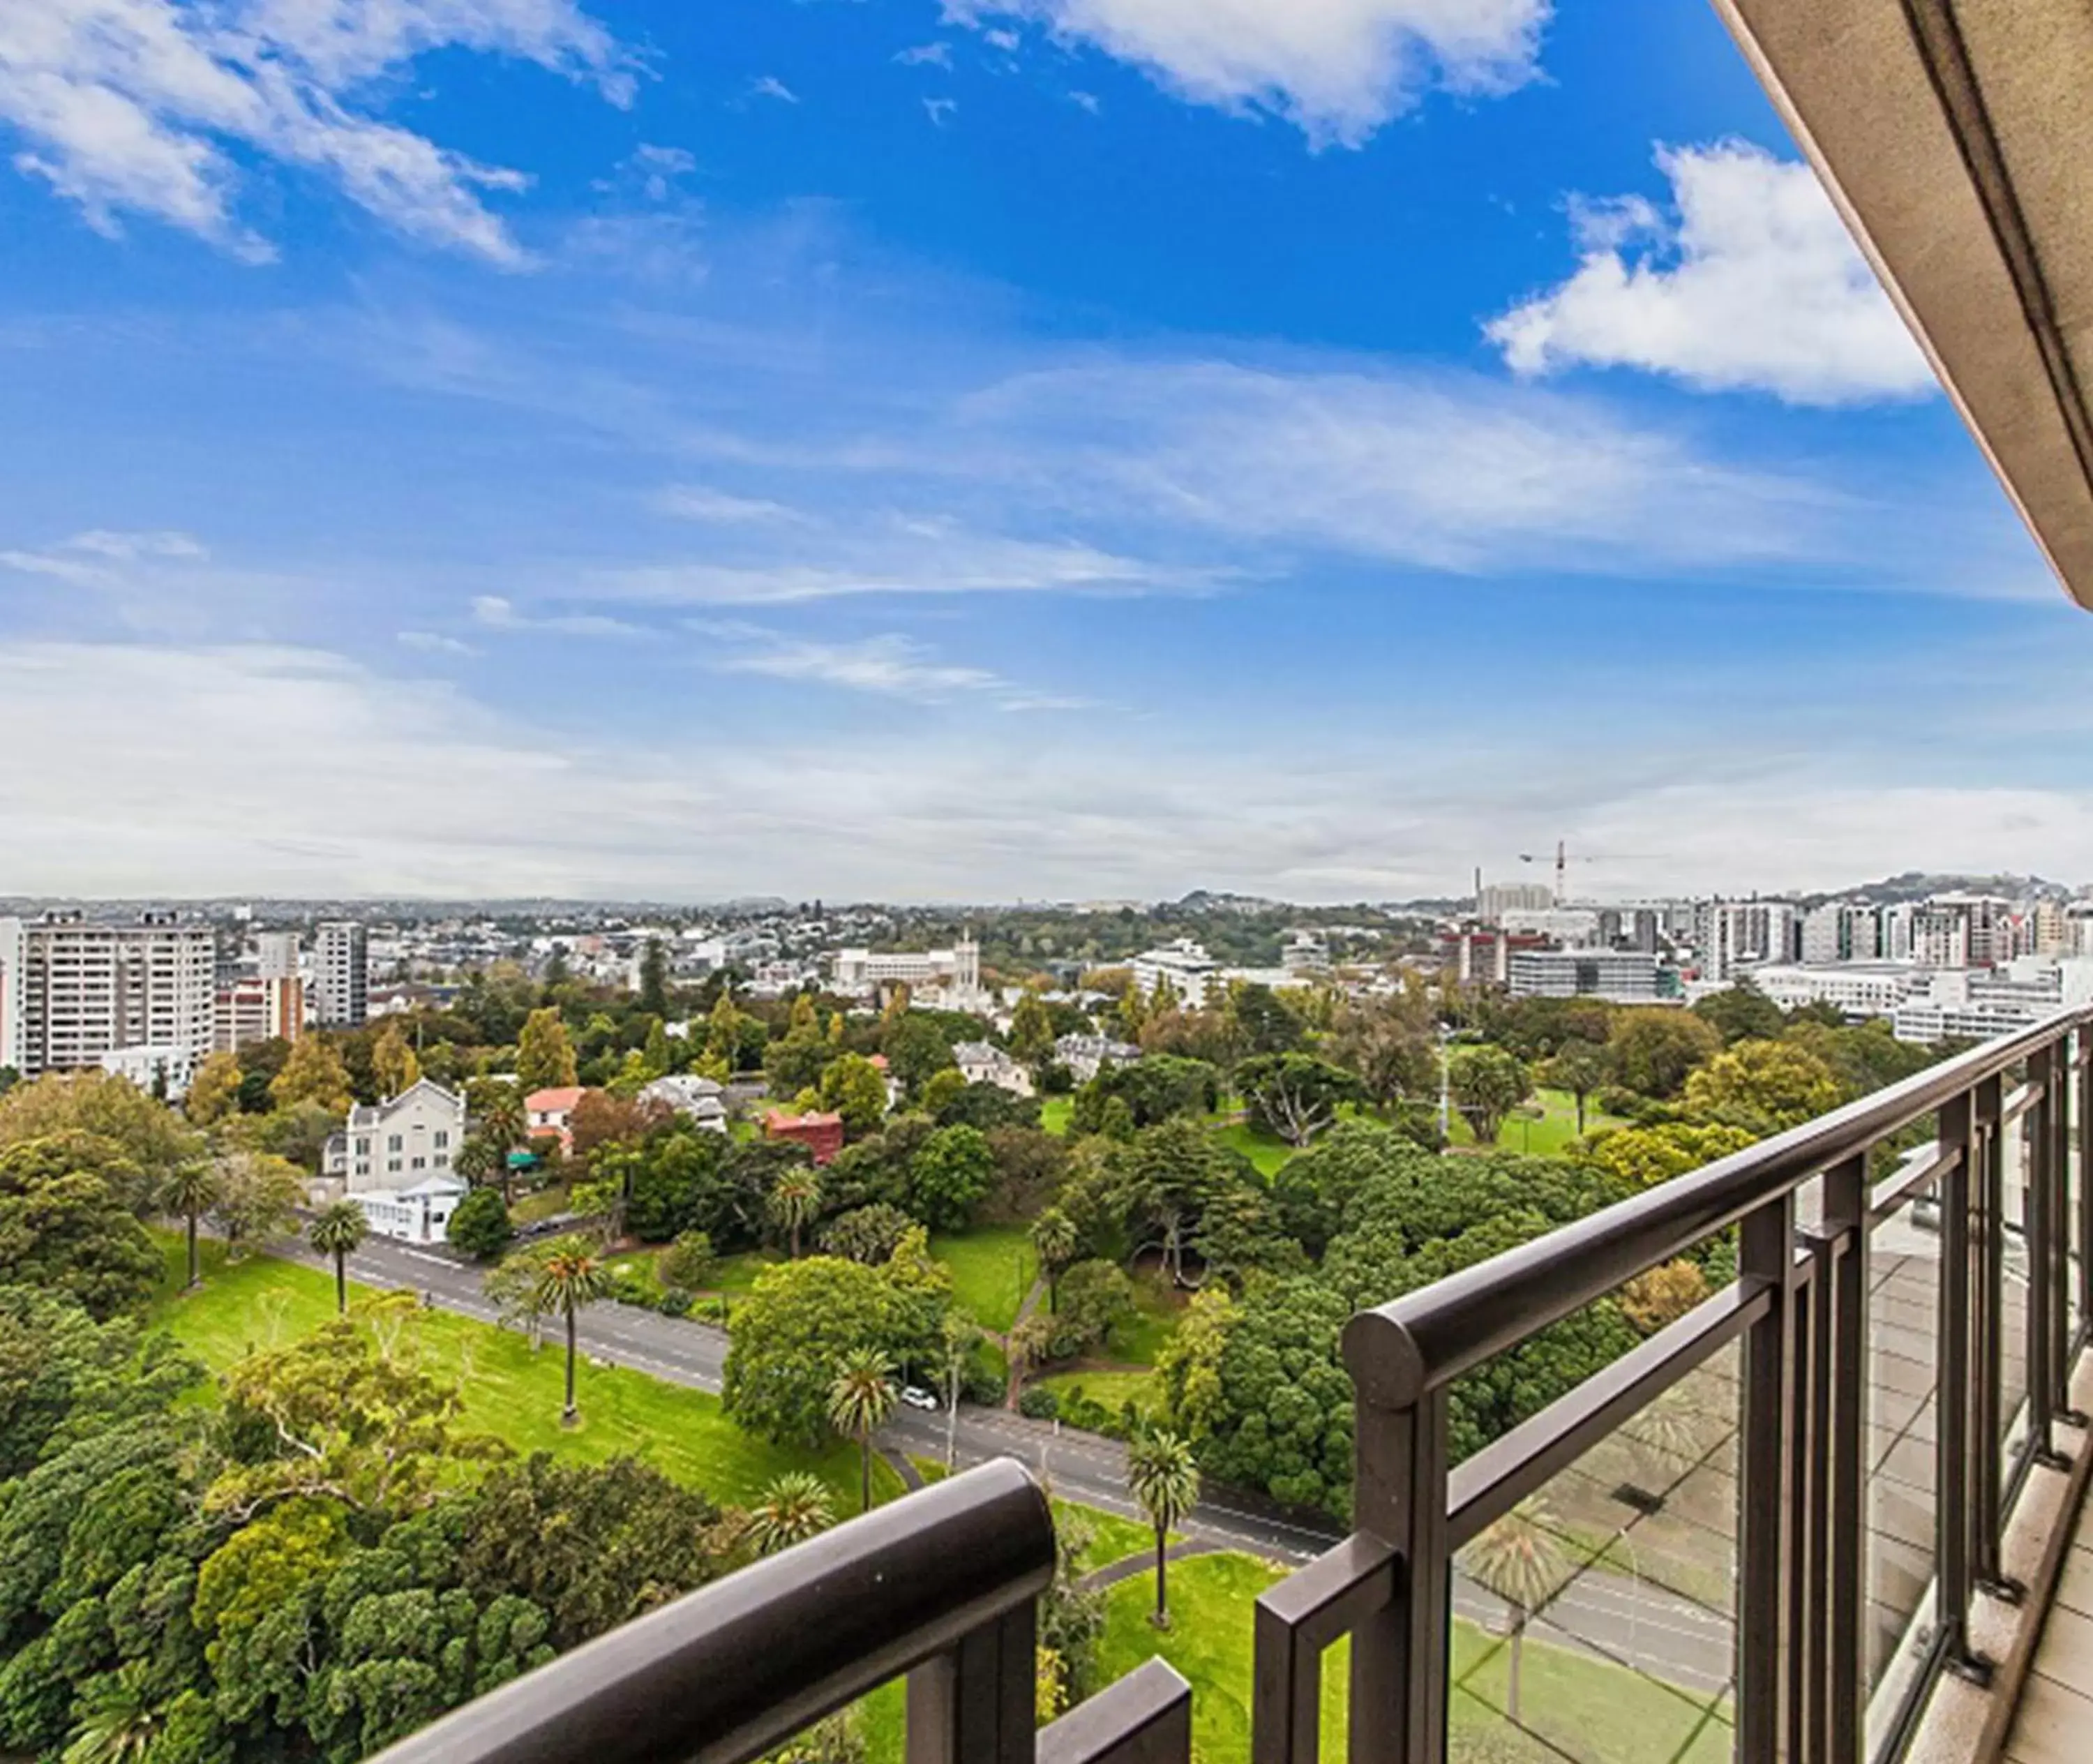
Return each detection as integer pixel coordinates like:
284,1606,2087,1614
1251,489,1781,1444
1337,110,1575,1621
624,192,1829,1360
1972,1074,2018,1601
1937,1089,1992,1681
906,1604,1037,1764
2047,1038,2080,1427
2028,1045,2071,1467
2079,1027,2093,1344
1341,1314,1448,1764
1823,1155,1869,1764
1739,1191,1799,1764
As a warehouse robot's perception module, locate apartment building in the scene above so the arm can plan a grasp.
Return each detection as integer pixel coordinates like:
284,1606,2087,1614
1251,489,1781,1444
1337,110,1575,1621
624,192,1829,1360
1476,881,1554,925
320,1078,466,1192
1507,948,1670,1003
1697,900,1800,982
213,932,304,1051
312,920,370,1027
1,913,216,1081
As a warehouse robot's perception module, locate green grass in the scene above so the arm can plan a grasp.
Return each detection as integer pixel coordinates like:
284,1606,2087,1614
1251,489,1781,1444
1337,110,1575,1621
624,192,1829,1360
1092,1551,1730,1764
1035,1368,1158,1419
1208,1119,1298,1176
1053,1500,1164,1578
1040,1095,1075,1136
931,1225,1037,1333
698,1247,786,1296
148,1239,896,1512
1111,1268,1184,1364
508,1183,571,1226
1444,1086,1624,1156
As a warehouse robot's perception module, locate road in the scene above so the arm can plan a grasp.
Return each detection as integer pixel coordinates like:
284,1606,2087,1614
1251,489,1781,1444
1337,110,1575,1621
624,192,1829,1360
292,1234,1738,1696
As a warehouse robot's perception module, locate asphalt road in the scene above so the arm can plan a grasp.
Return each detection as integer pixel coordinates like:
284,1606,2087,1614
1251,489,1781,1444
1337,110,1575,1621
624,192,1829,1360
290,1233,1739,1696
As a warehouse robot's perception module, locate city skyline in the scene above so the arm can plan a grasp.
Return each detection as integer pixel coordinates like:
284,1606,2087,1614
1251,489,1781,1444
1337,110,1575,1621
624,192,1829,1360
4,1,2091,902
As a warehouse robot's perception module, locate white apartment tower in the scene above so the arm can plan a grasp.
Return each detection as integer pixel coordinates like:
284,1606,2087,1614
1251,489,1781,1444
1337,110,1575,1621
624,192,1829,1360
313,921,369,1027
8,913,215,1078
0,918,25,1076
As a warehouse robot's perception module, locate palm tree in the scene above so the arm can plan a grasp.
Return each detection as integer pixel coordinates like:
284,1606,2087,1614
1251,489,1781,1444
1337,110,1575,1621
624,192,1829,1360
1461,1497,1566,1721
477,1088,527,1201
747,1470,834,1555
1030,1207,1080,1313
531,1234,610,1426
769,1169,821,1260
1125,1429,1201,1629
827,1349,899,1513
161,1160,221,1290
307,1199,369,1315
63,1664,163,1764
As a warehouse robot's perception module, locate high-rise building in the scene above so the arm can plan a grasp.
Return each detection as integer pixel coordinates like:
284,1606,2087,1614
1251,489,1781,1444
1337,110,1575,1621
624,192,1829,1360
1477,881,1554,925
8,913,215,1079
1697,900,1800,982
313,921,369,1027
1800,902,1881,964
214,932,304,1052
0,918,25,1076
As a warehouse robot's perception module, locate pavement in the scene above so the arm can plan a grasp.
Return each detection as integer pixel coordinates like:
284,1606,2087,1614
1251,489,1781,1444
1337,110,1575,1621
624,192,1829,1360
287,1232,1740,1698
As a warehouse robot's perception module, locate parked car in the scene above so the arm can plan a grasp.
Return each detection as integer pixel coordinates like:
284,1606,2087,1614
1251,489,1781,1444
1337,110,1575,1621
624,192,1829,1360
900,1385,939,1412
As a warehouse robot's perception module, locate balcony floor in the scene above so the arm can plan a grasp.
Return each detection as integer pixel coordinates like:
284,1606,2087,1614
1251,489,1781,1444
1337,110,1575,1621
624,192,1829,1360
2002,1490,2093,1764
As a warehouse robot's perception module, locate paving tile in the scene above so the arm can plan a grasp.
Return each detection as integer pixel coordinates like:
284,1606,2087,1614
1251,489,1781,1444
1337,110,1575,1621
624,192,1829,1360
2030,1603,2093,1690
2055,1544,2093,1620
2006,1668,2093,1764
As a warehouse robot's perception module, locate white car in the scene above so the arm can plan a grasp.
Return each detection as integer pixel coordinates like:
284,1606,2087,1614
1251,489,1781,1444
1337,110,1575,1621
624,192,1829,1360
899,1385,940,1412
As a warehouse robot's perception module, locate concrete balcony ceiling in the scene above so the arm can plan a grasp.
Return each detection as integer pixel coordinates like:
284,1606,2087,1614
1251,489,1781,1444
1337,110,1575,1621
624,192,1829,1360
1717,0,2093,608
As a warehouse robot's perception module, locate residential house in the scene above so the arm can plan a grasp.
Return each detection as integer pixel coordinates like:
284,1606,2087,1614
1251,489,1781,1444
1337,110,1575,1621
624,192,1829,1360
1053,1033,1139,1084
320,1079,466,1203
952,1039,1035,1098
525,1085,587,1155
352,1174,469,1243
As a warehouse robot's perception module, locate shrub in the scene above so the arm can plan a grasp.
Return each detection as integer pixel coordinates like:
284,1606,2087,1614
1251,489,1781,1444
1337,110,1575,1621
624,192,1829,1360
447,1187,513,1260
1018,1386,1060,1420
659,1229,714,1292
657,1289,694,1318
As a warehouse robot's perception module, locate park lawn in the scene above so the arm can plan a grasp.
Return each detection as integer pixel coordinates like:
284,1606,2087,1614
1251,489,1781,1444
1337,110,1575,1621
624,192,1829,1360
508,1182,571,1226
1035,1367,1158,1422
931,1225,1037,1333
1040,1095,1076,1137
148,1239,894,1512
1111,1268,1185,1364
1444,1086,1623,1155
1053,1500,1166,1578
700,1246,787,1296
1093,1552,1728,1764
1208,1119,1296,1177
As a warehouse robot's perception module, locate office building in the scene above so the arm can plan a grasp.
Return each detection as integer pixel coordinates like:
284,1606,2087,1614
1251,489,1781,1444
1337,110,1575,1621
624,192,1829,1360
830,939,982,1006
1749,962,1919,1021
6,913,215,1081
1128,939,1222,1008
1508,948,1670,1003
313,921,369,1027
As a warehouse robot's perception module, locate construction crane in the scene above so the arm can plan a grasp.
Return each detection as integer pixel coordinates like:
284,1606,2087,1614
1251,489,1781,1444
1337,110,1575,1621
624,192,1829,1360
1517,842,1663,906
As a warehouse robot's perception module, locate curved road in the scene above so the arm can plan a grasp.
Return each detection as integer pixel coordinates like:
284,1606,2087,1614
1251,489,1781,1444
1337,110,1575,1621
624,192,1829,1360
289,1234,1738,1696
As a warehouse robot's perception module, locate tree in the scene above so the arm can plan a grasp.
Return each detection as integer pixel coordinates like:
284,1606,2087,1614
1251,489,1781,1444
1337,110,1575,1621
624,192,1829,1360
1072,1056,1215,1133
659,1230,714,1292
723,1257,932,1447
210,1149,304,1258
531,1236,610,1426
1447,1045,1531,1144
1581,1121,1757,1191
447,1186,513,1261
1125,1430,1201,1627
268,1036,354,1115
1538,1040,1608,1135
1031,1206,1080,1313
1009,992,1055,1066
184,1052,243,1128
1681,1040,1843,1135
1050,1259,1134,1359
639,940,670,1019
308,1200,368,1314
1236,1052,1358,1147
0,1071,201,1204
161,1158,221,1290
453,1132,504,1193
768,1169,822,1259
1606,1010,1720,1099
372,1023,421,1099
1619,1260,1711,1335
747,1472,834,1556
1693,983,1787,1047
908,1124,995,1232
820,1204,915,1266
827,1350,898,1513
1461,1500,1566,1721
61,1661,164,1764
882,1014,958,1097
516,1009,579,1093
0,1135,161,1319
819,1054,890,1137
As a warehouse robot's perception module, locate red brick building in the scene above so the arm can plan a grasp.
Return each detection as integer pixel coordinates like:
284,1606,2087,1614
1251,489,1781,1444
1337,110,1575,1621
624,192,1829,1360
763,1108,845,1165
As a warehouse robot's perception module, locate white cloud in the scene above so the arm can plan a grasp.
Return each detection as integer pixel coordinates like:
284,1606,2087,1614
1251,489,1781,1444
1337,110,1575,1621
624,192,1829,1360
924,98,958,127
944,0,1547,147
470,593,644,637
750,75,799,104
1487,141,1937,405
698,622,1089,711
0,0,631,264
397,629,474,655
895,43,954,68
0,527,207,585
7,638,2092,902
601,524,1215,605
654,484,804,525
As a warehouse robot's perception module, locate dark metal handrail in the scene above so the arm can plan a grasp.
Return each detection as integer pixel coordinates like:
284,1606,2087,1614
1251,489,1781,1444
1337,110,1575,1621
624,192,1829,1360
1346,1006,2090,1404
370,1459,1070,1764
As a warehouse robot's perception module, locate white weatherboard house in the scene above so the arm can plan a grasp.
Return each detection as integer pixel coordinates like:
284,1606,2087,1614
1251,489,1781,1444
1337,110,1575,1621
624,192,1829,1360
352,1174,470,1243
952,1039,1035,1098
321,1079,466,1197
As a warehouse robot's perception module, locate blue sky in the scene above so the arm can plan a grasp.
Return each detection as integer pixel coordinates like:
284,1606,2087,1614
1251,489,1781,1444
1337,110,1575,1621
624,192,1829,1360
2,0,2088,903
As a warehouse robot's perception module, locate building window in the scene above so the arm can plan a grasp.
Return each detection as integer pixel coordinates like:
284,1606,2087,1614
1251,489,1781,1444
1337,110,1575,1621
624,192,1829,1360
412,1156,426,1170
354,1162,369,1176
435,1130,449,1149
388,1158,402,1173
433,1152,448,1167
356,1137,370,1153
388,1134,403,1152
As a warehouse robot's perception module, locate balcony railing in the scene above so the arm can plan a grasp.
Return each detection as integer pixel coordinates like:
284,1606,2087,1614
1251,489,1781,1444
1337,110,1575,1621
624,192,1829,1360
371,1007,2093,1764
